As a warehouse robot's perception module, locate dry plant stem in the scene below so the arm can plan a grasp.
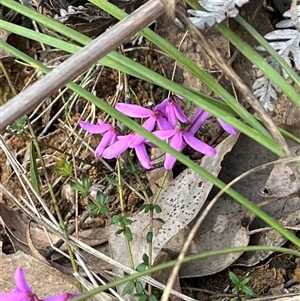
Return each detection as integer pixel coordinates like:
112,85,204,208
45,209,91,259
27,122,81,289
161,151,300,301
117,159,135,269
0,0,166,131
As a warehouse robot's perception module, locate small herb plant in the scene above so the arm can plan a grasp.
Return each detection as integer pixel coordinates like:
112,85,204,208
229,271,255,300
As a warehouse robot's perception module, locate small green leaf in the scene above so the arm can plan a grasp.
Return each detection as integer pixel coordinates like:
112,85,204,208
106,175,118,186
122,281,135,295
96,191,108,204
136,294,148,301
154,205,162,213
142,253,149,265
242,286,254,296
146,231,153,243
136,263,147,272
81,175,91,195
88,202,99,216
149,294,158,301
100,205,108,215
125,226,133,242
120,216,132,227
110,215,121,225
116,229,124,235
9,115,26,132
55,158,73,177
70,181,82,192
135,281,144,294
229,271,240,286
241,277,251,286
139,204,150,213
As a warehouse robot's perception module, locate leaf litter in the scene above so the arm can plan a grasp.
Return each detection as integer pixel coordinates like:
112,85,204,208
181,132,300,275
109,128,300,281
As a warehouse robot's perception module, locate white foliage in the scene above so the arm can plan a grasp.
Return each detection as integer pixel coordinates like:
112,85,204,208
257,5,300,72
188,0,249,29
252,57,282,111
253,5,300,111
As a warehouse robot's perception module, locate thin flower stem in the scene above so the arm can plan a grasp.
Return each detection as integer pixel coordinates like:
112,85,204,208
117,159,125,211
147,206,154,296
116,158,135,269
125,234,135,270
127,154,150,203
148,207,154,267
152,170,169,205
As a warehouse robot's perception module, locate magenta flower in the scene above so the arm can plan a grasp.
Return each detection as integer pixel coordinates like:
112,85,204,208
115,102,173,147
213,96,238,135
153,108,216,170
0,268,80,301
115,103,170,131
102,134,152,169
217,118,238,135
79,119,118,157
155,95,189,127
0,267,35,301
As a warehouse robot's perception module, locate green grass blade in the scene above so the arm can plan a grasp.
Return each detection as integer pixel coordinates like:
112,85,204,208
0,20,281,155
90,0,271,139
2,41,299,248
235,15,300,87
215,23,300,106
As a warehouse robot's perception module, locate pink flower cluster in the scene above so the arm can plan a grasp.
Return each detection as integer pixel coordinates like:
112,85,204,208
80,95,238,170
0,268,80,301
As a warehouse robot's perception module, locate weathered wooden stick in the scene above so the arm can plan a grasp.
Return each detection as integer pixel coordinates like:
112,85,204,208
0,0,165,131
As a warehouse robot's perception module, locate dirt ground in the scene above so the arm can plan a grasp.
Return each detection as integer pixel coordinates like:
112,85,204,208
1,0,300,300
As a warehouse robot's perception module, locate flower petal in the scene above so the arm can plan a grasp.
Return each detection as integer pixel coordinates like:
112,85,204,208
94,131,117,157
115,103,152,118
14,268,32,293
217,118,239,135
164,153,177,170
170,132,184,150
102,136,131,159
129,134,146,148
187,108,209,135
164,132,184,170
157,116,173,130
173,102,189,123
183,132,216,157
165,102,177,127
152,130,175,140
154,98,168,114
135,144,152,169
79,121,110,134
142,117,156,132
0,291,30,301
42,293,81,301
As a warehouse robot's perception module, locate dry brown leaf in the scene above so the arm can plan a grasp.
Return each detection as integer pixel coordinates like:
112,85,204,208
107,134,238,286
